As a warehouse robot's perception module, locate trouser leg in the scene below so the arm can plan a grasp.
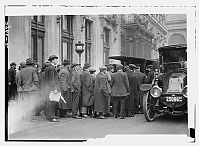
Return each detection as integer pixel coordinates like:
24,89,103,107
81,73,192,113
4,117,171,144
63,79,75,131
81,107,87,114
119,96,126,117
113,97,119,117
72,91,80,116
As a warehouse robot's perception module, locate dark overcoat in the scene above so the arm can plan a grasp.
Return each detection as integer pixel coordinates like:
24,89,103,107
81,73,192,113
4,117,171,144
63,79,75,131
110,70,130,97
19,66,39,92
81,70,93,107
135,71,146,108
58,67,72,109
44,64,60,92
71,69,81,93
145,70,154,84
125,70,140,110
94,72,110,113
8,67,17,99
44,64,60,120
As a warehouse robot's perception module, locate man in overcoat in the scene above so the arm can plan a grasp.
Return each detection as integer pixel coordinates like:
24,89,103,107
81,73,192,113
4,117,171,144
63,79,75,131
45,55,60,122
94,66,110,119
80,63,93,118
145,65,154,84
124,65,139,116
71,63,82,119
111,64,130,119
18,58,39,121
16,61,26,104
129,64,140,114
88,67,96,116
58,59,72,118
8,62,17,101
105,65,114,116
134,65,146,113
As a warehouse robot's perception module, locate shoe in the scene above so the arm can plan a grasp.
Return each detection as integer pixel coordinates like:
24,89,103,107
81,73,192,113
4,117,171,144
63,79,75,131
119,116,125,119
50,118,59,122
54,116,59,119
83,114,88,118
98,115,105,119
73,115,82,119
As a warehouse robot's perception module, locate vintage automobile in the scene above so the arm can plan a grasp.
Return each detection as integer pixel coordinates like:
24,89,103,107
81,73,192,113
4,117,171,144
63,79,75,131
140,44,187,121
108,55,157,74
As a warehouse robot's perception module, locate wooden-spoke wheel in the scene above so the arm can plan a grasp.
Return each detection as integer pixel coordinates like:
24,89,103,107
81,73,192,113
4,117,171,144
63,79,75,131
143,92,156,122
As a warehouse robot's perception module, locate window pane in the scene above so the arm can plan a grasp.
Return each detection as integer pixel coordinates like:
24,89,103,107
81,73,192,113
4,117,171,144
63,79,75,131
63,16,67,30
31,35,37,61
37,37,44,65
63,42,68,60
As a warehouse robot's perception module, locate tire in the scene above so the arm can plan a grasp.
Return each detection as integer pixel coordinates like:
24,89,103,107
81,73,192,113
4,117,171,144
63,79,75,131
143,91,156,122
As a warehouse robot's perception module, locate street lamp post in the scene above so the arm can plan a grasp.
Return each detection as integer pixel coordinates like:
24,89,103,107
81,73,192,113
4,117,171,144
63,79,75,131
75,41,84,65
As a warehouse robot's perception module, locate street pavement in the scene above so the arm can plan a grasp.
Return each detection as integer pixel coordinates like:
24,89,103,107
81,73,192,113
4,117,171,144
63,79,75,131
8,113,188,140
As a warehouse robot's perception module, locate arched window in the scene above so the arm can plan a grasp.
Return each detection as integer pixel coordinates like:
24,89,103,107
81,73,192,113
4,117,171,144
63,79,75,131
168,33,186,45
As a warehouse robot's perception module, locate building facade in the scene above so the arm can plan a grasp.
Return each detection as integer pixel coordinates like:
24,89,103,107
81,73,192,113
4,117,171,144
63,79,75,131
8,14,167,70
165,14,187,45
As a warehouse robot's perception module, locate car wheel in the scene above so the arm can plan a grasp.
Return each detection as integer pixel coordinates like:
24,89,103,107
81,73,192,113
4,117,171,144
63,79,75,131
143,91,156,122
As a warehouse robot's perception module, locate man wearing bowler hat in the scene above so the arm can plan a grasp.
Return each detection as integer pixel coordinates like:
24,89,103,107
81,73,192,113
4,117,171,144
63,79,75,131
58,59,72,118
8,62,17,101
111,64,130,119
80,63,93,118
45,55,60,122
71,63,82,119
18,58,39,121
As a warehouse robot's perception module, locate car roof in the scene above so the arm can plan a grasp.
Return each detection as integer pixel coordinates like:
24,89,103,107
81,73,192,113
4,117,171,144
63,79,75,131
158,44,187,52
108,56,156,62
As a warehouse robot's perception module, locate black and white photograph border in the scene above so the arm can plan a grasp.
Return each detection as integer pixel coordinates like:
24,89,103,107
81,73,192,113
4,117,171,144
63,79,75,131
0,0,199,146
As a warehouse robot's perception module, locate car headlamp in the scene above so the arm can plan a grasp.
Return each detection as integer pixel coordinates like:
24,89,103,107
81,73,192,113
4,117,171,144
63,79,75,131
150,86,162,97
182,86,187,97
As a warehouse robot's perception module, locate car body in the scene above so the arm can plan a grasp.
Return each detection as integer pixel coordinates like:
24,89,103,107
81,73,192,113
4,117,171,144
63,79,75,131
140,44,187,121
108,55,157,73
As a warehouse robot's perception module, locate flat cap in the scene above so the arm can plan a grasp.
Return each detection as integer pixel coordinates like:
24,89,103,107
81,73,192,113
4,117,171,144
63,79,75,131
48,55,58,61
99,65,107,70
62,59,70,65
83,63,91,69
26,58,35,65
71,63,81,68
10,62,16,66
116,64,123,70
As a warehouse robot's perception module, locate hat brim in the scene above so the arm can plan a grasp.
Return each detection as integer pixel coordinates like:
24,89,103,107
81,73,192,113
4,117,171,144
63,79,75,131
48,57,58,61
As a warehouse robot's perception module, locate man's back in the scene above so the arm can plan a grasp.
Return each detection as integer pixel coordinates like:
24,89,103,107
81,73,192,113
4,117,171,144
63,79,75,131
111,71,130,97
20,66,39,91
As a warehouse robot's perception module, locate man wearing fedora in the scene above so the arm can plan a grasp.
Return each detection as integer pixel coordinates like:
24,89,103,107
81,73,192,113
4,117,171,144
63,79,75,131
71,63,82,119
45,55,60,122
18,58,39,121
111,64,130,119
8,62,17,101
80,63,93,118
58,59,72,118
94,66,110,119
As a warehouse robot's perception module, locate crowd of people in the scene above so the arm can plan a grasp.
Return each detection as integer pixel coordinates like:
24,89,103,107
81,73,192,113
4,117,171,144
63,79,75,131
8,55,155,122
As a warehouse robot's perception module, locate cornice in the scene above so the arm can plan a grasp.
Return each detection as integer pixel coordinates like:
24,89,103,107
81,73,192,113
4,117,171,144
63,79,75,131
145,14,167,35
